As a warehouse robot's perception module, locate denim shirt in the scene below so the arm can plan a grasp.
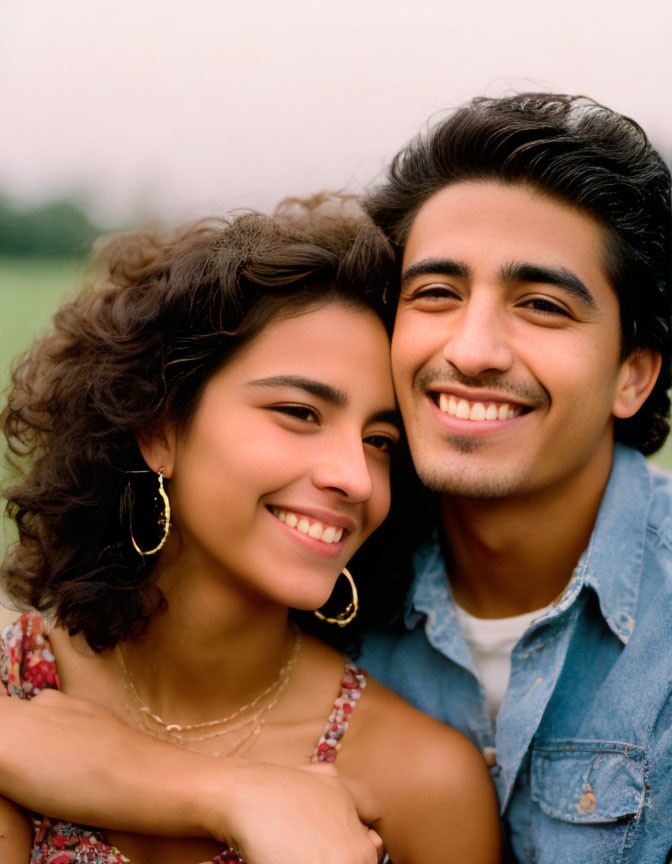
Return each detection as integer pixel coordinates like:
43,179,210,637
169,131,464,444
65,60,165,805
360,445,672,864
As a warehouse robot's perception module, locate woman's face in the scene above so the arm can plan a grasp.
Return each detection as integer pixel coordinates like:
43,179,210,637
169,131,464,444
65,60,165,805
150,301,399,612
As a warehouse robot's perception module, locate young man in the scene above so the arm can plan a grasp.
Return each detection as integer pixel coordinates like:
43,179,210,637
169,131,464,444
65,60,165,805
359,93,672,863
0,94,670,864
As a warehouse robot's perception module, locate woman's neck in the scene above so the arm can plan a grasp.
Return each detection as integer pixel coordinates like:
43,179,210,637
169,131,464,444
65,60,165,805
117,551,297,729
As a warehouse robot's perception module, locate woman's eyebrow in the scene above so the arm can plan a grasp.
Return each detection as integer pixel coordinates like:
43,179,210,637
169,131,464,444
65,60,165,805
249,376,401,428
369,408,402,430
248,375,347,407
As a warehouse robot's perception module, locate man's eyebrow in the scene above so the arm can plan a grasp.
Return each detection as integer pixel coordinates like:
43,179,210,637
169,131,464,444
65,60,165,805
248,376,347,407
401,258,470,286
501,262,597,309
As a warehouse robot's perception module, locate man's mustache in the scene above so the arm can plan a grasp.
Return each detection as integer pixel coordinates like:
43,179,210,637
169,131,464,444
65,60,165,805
414,368,550,410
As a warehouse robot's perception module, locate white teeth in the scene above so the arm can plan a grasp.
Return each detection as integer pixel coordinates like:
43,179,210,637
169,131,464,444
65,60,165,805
456,399,470,419
439,393,461,416
436,394,525,422
271,508,345,544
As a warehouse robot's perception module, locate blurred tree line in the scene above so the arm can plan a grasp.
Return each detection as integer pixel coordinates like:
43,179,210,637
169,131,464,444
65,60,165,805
0,195,102,257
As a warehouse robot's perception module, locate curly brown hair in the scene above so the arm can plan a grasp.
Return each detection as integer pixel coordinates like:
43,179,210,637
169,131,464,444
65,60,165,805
1,197,397,651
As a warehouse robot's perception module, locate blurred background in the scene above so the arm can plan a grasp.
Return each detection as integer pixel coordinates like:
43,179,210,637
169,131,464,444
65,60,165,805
1,0,671,625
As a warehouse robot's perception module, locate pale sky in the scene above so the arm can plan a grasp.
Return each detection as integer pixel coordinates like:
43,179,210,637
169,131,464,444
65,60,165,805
1,0,671,222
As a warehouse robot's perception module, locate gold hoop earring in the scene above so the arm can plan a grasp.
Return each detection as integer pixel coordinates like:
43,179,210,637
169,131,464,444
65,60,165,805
313,567,358,627
130,468,171,556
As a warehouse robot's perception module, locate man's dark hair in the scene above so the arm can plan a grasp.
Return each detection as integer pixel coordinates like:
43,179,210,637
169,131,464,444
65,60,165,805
366,93,672,454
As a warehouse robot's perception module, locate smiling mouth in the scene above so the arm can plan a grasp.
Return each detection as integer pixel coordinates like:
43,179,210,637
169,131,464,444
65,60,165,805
269,507,345,544
433,393,531,421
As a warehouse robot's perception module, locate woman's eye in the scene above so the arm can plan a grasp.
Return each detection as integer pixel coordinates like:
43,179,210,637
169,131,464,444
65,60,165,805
364,434,398,453
271,404,319,423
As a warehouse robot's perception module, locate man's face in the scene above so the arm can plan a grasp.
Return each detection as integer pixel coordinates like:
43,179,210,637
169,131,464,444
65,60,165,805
392,180,645,500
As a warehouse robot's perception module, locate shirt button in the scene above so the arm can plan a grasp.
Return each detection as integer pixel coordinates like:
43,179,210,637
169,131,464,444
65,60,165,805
617,612,634,638
579,791,596,814
482,746,497,767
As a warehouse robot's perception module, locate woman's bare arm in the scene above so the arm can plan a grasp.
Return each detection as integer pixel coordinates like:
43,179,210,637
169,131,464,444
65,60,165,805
379,722,502,864
338,679,502,864
0,690,380,864
0,795,32,864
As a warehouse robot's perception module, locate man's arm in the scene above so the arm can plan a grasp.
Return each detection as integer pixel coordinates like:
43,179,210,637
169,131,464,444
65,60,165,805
0,689,380,864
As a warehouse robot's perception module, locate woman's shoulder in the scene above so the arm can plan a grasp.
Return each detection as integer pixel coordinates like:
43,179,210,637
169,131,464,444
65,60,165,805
344,672,490,783
337,674,502,864
0,611,60,699
301,637,488,780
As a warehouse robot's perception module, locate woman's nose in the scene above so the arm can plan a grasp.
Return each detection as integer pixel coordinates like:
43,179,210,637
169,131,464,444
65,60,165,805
312,435,373,502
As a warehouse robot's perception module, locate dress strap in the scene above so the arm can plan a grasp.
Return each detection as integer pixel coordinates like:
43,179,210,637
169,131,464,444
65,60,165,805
0,611,60,698
311,662,367,763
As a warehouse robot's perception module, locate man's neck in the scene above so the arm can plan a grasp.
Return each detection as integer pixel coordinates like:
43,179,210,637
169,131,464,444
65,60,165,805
441,443,615,619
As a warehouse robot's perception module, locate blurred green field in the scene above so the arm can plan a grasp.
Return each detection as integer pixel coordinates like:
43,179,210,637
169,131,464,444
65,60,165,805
2,256,672,625
0,257,86,384
0,257,87,617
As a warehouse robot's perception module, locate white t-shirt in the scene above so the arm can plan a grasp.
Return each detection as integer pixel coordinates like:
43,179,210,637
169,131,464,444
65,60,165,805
455,603,551,723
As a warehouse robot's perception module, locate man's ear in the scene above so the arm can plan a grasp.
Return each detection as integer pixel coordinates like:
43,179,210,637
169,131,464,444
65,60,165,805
612,349,662,419
135,423,177,477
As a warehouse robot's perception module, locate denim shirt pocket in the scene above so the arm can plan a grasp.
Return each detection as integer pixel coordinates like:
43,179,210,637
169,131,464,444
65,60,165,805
528,740,645,864
531,739,646,822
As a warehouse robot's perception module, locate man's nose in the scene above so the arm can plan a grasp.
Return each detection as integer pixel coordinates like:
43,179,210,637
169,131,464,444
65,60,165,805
441,291,513,377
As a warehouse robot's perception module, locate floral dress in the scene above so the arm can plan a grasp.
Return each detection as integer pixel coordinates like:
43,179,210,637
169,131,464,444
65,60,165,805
0,612,367,864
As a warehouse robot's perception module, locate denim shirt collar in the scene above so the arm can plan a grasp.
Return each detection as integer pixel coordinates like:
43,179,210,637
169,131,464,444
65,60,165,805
570,443,651,643
405,444,652,647
404,533,477,675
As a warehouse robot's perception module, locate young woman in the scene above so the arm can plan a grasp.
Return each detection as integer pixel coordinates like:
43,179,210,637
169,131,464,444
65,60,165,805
0,201,500,864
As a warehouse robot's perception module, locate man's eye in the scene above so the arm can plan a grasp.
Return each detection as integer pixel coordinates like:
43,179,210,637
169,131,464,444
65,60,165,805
523,297,573,317
364,434,398,453
271,404,319,422
412,285,460,301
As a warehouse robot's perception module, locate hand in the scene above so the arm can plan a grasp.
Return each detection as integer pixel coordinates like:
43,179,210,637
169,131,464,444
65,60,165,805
0,691,380,864
208,761,381,864
301,765,386,863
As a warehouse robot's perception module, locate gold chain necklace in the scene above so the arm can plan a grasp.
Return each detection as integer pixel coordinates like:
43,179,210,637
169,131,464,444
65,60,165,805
116,626,301,754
